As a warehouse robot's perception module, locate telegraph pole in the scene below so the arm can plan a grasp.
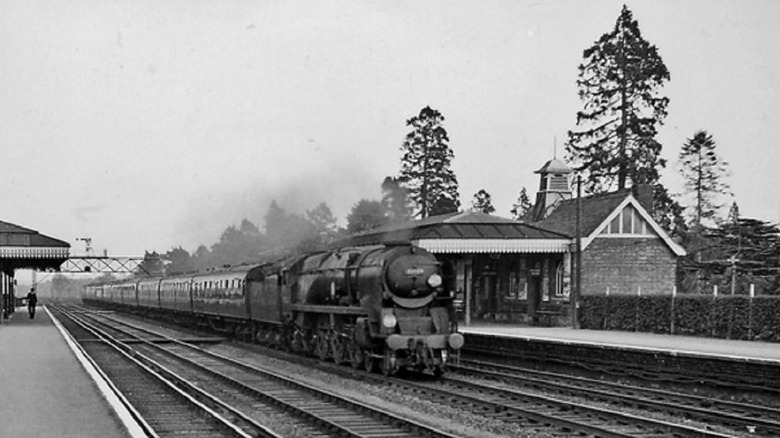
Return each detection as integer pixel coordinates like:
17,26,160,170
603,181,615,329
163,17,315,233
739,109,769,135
572,174,582,329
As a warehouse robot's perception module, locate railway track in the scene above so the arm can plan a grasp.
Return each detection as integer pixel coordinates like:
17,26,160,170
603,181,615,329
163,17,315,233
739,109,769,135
380,374,736,438
55,306,461,438
462,333,780,393
52,308,275,438
68,304,770,437
452,359,780,437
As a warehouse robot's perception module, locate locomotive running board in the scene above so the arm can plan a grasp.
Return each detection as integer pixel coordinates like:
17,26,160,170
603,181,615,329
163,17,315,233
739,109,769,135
290,303,367,315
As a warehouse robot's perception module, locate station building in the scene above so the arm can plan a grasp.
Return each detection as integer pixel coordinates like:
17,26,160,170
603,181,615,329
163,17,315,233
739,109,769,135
344,158,685,326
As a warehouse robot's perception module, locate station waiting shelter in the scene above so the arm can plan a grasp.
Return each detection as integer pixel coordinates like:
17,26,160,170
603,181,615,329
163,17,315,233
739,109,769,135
0,220,70,321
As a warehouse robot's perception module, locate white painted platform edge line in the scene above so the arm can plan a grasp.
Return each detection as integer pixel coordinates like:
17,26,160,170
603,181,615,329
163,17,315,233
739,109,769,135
45,306,152,438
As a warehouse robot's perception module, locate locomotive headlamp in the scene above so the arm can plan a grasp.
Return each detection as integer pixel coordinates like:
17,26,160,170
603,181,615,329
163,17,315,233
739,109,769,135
382,313,398,329
427,273,443,288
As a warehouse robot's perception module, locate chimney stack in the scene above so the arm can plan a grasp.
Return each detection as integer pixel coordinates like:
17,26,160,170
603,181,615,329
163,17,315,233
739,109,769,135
632,184,654,214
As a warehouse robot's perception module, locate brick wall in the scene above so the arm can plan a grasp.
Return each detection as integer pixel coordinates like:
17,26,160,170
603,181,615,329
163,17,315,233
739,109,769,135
581,237,677,295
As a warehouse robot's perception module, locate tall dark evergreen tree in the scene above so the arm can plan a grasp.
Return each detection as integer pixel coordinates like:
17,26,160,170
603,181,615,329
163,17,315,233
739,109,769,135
471,189,495,214
399,106,460,218
678,130,730,229
566,5,670,192
510,187,532,220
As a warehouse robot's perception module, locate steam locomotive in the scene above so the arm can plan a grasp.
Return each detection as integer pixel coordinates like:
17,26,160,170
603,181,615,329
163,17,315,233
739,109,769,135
84,243,464,376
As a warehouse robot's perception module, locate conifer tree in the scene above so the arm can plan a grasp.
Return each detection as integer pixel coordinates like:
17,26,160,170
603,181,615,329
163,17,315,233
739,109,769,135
678,130,730,229
471,189,495,214
399,106,460,218
510,187,532,220
566,5,670,192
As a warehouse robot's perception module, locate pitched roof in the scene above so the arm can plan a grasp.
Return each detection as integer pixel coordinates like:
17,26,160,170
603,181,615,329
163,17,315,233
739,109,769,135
531,190,686,256
0,220,70,248
535,157,573,174
0,220,70,269
530,190,631,237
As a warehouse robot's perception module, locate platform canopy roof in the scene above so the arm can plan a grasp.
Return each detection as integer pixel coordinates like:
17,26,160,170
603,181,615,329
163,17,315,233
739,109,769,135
0,220,70,271
337,211,572,254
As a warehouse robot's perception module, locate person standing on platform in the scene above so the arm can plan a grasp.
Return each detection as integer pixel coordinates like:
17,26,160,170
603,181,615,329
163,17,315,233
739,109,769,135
26,288,38,319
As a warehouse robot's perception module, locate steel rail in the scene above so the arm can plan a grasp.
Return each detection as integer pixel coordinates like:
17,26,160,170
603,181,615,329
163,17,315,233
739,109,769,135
55,308,271,438
454,358,780,436
74,307,462,438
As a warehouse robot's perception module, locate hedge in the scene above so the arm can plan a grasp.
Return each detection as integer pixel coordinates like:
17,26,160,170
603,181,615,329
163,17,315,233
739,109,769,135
580,294,780,342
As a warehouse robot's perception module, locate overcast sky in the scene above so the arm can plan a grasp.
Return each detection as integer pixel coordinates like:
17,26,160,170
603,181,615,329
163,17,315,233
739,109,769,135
2,0,778,257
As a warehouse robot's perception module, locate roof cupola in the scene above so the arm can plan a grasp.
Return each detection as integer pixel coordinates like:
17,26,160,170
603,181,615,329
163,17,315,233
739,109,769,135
530,157,573,221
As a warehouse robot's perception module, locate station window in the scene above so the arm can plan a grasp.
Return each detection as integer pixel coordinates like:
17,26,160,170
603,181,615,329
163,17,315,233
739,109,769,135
554,263,564,297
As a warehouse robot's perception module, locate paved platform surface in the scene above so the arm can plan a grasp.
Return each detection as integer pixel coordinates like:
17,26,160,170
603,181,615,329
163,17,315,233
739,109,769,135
0,306,138,438
461,323,780,363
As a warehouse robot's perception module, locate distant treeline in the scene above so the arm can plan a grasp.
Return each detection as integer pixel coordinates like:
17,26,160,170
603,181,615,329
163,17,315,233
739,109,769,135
138,188,415,277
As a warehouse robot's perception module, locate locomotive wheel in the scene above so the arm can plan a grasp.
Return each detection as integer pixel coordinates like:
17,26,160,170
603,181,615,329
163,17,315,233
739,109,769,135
380,349,398,377
348,342,363,369
363,351,375,372
331,335,347,364
316,331,330,361
291,331,306,353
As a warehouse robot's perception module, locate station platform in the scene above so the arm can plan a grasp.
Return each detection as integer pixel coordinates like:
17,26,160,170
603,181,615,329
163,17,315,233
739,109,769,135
0,306,143,438
460,323,780,364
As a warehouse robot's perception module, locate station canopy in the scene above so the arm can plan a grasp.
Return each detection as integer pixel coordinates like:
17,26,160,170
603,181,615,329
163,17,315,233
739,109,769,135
0,220,70,271
337,211,572,254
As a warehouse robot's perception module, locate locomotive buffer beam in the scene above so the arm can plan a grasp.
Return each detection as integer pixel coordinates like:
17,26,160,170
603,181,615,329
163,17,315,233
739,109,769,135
60,256,145,274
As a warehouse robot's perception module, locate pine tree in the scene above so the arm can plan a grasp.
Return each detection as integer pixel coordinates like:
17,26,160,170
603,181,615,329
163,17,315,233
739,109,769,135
471,189,495,214
678,130,730,229
566,5,670,192
399,106,460,218
510,187,532,220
